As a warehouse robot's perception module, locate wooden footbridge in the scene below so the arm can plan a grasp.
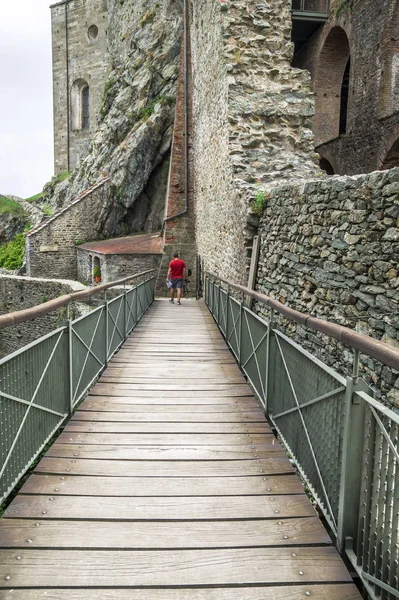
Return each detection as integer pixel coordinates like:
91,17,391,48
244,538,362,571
0,272,397,599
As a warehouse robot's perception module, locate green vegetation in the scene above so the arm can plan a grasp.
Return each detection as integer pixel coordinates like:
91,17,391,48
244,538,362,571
42,204,54,217
25,171,71,203
138,95,174,121
0,233,25,270
140,9,156,27
250,190,268,216
25,192,42,203
335,0,360,16
93,265,101,278
0,196,26,216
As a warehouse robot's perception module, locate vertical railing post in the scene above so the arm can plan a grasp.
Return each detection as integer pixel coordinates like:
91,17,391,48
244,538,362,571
217,280,221,327
104,290,109,367
238,295,244,367
337,350,365,553
123,283,127,340
67,304,74,415
225,284,230,344
264,308,275,414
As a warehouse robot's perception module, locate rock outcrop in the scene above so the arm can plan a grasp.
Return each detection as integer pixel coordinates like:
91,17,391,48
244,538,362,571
41,0,183,239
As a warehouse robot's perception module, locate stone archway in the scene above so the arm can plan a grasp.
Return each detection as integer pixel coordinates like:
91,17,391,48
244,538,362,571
319,157,335,175
313,27,351,145
381,137,399,170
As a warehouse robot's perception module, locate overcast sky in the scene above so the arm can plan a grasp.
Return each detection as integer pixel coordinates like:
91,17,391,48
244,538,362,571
0,0,54,199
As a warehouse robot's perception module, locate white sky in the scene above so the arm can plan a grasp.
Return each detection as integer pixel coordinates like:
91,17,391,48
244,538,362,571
0,0,54,199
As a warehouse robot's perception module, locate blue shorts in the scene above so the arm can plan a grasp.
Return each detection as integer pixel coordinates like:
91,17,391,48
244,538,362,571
171,278,183,289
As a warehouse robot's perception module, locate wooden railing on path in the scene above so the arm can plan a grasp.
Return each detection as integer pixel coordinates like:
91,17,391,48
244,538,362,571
0,299,362,598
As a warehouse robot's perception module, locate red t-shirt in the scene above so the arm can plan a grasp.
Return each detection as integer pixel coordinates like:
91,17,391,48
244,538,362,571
169,258,186,279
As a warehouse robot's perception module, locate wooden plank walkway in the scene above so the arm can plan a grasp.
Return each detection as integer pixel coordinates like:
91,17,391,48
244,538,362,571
0,299,362,599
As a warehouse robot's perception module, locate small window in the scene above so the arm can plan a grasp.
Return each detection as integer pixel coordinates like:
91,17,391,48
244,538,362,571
82,86,90,129
88,25,99,40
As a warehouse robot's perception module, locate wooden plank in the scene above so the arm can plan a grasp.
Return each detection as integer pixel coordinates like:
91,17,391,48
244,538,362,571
79,401,262,414
46,443,285,460
100,377,246,384
0,547,353,587
0,517,331,548
34,456,294,477
0,585,364,600
20,474,304,496
64,421,271,433
88,386,253,397
96,379,248,387
57,432,273,445
4,494,316,520
71,411,265,422
84,395,253,405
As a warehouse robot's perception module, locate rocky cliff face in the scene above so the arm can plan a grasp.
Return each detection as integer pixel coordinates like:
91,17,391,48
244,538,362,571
43,0,183,238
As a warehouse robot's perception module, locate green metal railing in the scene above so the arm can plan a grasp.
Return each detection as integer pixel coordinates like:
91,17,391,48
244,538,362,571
206,272,399,600
0,272,155,503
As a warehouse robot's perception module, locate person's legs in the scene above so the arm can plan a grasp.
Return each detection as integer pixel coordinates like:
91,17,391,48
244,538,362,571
176,279,182,304
169,285,175,302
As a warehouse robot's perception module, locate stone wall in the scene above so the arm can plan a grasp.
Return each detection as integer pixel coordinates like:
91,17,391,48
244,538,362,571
190,0,320,285
26,179,113,280
294,0,399,175
51,0,110,174
254,167,399,407
0,275,88,357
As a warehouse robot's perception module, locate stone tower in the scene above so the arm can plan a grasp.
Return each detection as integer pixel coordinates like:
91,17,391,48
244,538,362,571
51,0,110,175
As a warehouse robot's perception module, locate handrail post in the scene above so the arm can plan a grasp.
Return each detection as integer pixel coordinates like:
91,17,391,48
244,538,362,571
264,308,275,413
337,350,365,553
238,295,244,367
104,289,109,367
225,284,230,343
123,283,127,340
67,304,74,415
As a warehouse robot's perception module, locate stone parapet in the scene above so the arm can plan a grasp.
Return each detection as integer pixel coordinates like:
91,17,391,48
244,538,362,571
255,167,399,406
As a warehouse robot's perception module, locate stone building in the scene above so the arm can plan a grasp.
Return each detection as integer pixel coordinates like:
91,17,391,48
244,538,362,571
51,0,110,174
76,234,162,285
293,0,399,175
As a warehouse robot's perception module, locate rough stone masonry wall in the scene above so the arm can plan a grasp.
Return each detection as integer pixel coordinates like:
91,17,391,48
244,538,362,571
190,0,320,285
52,0,110,174
0,275,87,357
255,168,399,407
26,180,113,281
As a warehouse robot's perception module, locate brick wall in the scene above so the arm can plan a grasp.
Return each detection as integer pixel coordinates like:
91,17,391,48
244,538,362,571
157,26,197,295
26,179,112,280
51,0,110,174
294,0,399,174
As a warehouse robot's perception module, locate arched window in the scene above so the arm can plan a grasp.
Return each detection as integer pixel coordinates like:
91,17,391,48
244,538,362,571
71,79,90,131
313,27,351,144
380,137,399,170
82,86,90,129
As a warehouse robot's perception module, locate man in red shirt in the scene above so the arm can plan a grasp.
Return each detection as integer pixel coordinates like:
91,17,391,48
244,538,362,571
167,252,186,305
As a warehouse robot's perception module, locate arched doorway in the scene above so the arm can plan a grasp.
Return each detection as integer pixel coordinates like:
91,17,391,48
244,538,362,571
380,137,399,170
319,157,335,175
314,27,351,144
93,256,102,283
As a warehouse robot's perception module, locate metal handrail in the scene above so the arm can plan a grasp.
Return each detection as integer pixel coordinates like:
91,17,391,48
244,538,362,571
0,269,155,329
207,271,399,372
291,0,329,14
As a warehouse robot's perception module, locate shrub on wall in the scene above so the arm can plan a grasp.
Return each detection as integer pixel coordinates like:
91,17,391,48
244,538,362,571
0,234,25,270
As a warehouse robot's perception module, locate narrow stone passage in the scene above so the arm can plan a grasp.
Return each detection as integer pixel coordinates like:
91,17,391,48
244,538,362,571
0,299,361,599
